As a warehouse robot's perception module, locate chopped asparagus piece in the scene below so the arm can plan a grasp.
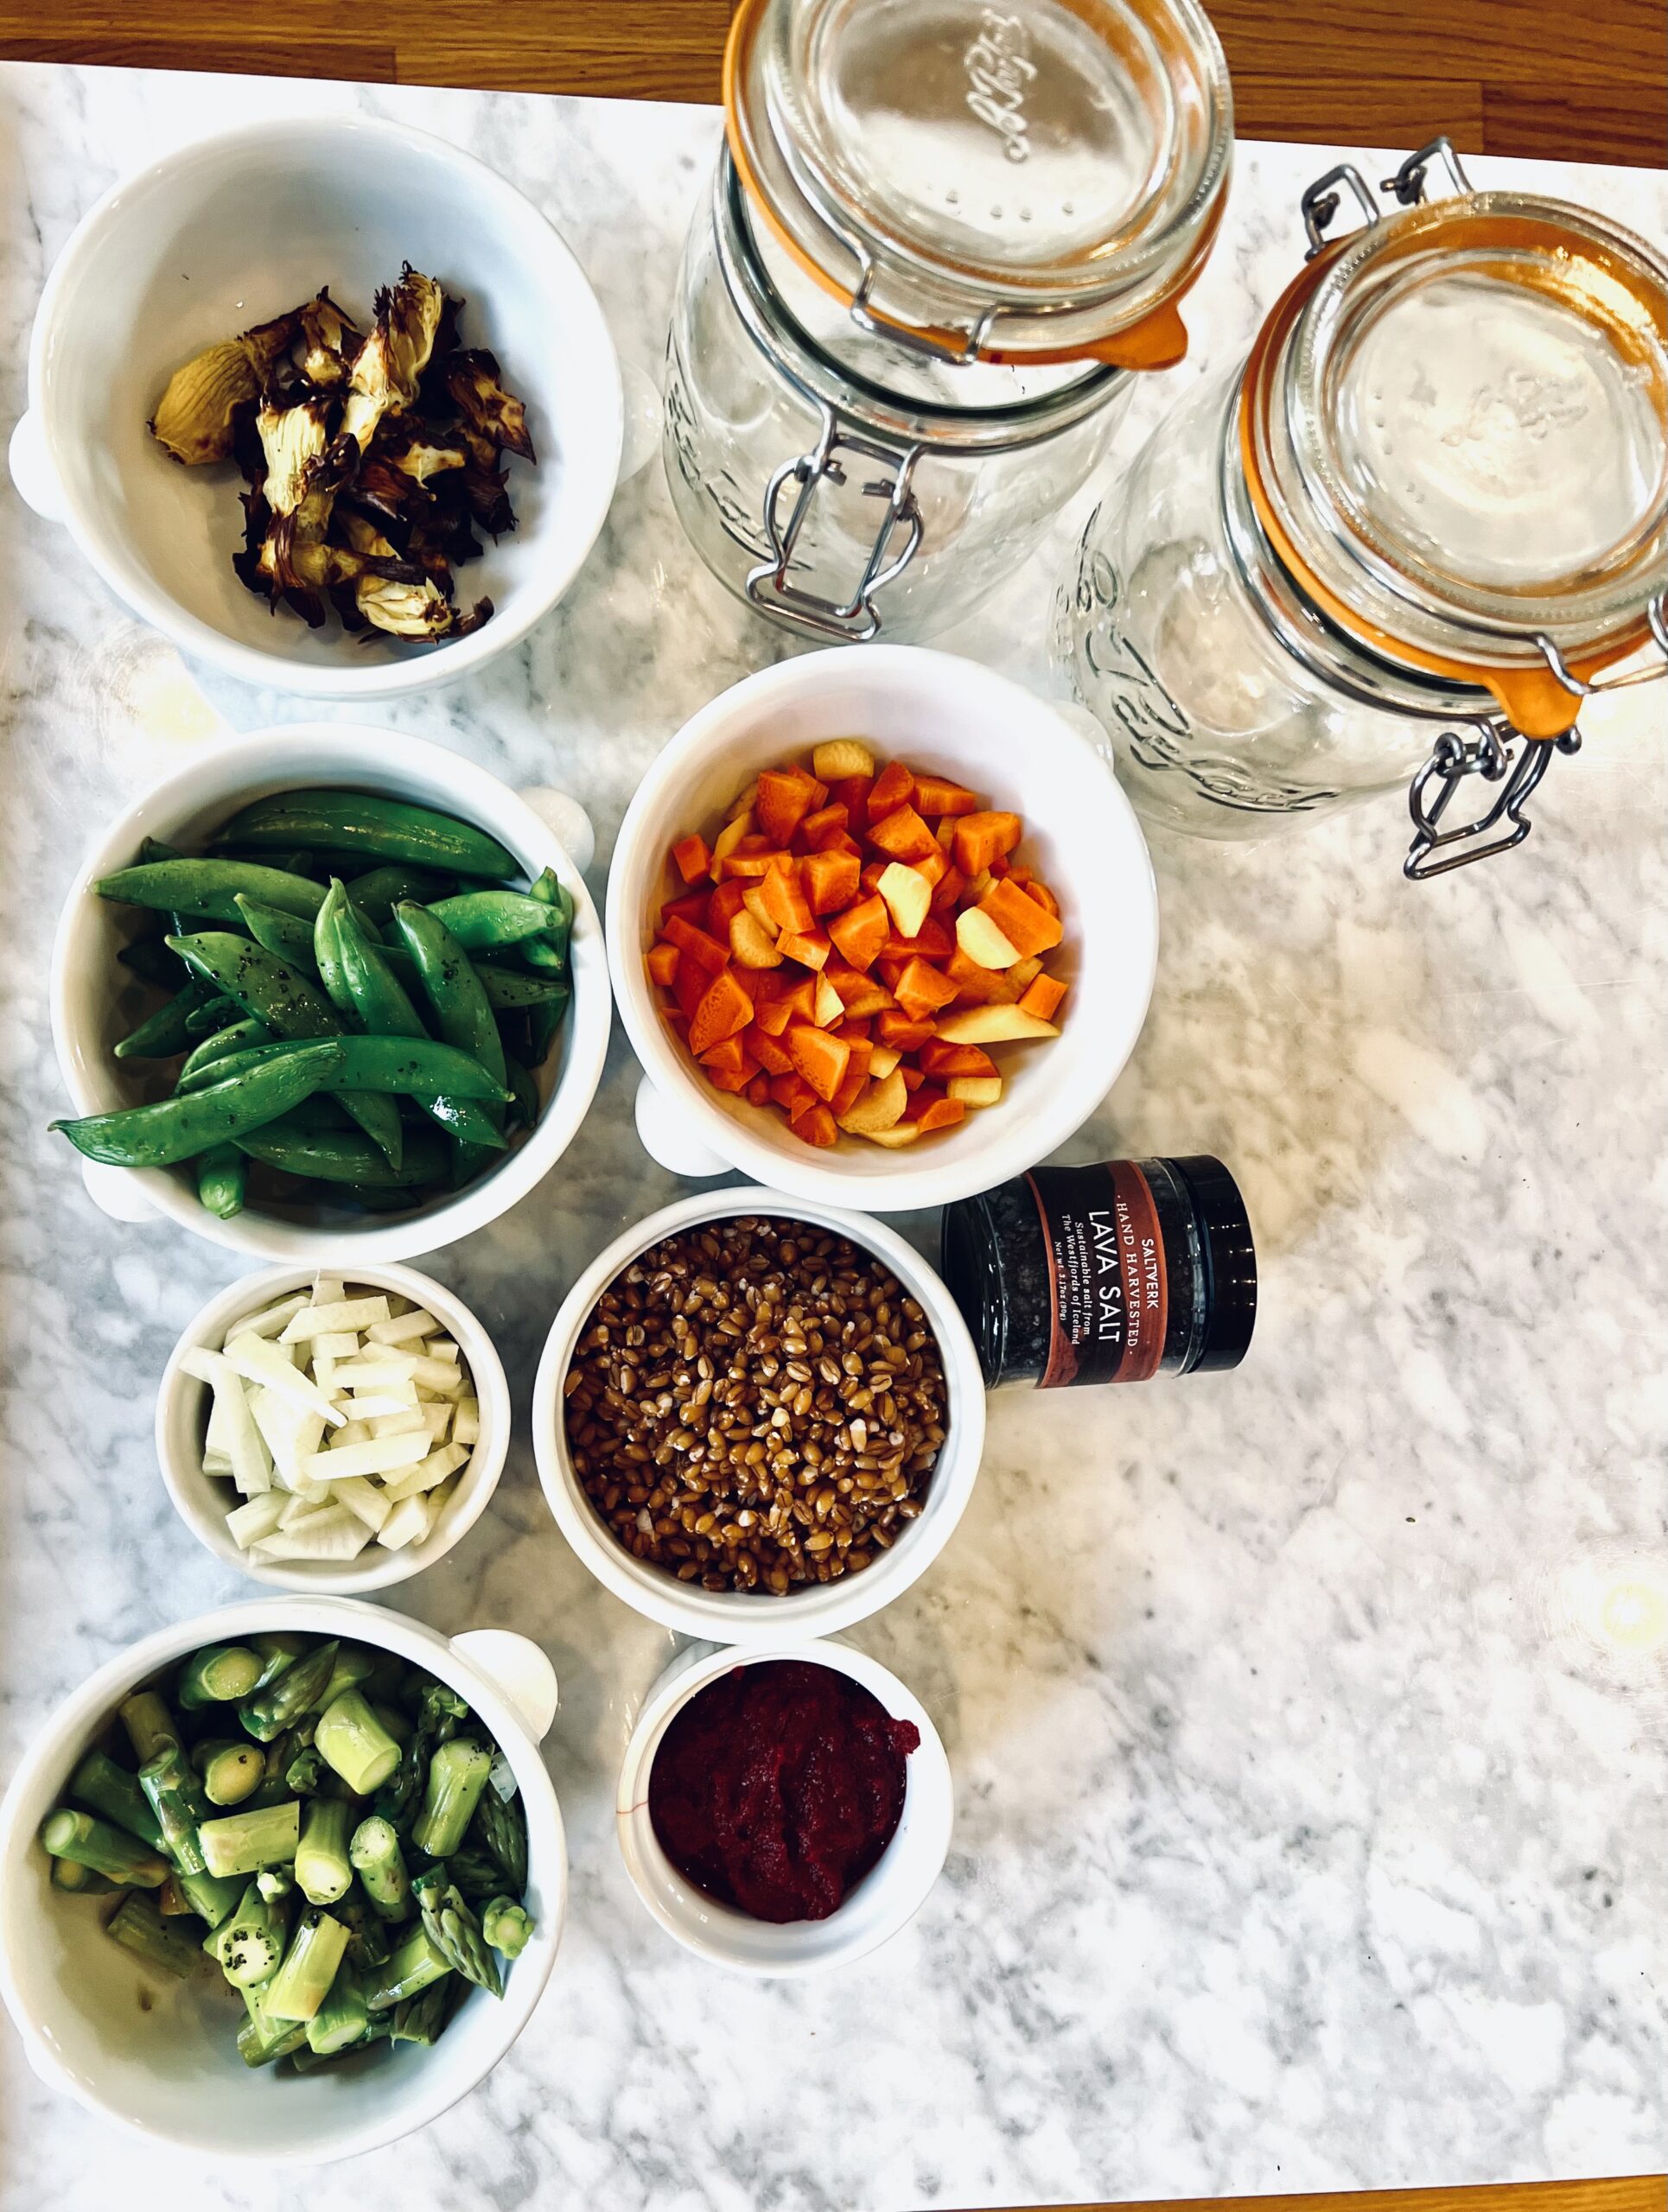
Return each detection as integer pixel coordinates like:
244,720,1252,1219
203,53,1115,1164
105,1891,201,1979
481,1897,533,1961
263,1908,351,2022
199,1798,301,1880
68,1749,164,1849
348,1815,411,1921
306,1962,369,2056
138,1743,210,1875
411,1738,493,1859
239,1639,341,1742
315,1690,402,1797
41,1808,169,1888
196,1740,265,1808
366,1925,451,2010
296,1799,353,1906
118,1688,178,1765
176,1643,265,1708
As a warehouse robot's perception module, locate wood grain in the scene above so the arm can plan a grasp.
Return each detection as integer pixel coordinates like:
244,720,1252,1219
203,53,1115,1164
997,2179,1667,2212
0,0,1663,165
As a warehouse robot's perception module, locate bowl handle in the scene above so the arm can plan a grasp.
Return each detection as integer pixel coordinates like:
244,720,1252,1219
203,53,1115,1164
519,786,595,874
79,1160,156,1225
7,410,67,524
449,1630,558,1743
616,358,661,486
634,1072,732,1179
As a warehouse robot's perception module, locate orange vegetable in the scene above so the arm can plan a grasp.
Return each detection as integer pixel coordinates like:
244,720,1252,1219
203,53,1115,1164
672,957,710,1023
914,773,977,817
645,941,679,988
1024,879,1060,919
826,893,890,972
689,969,754,1056
868,760,914,817
798,803,850,851
827,773,872,830
661,887,712,929
824,960,894,1019
952,810,1022,876
756,766,822,847
867,805,939,864
830,1064,869,1119
882,915,955,962
671,832,712,885
914,1094,966,1134
800,846,862,916
775,928,831,971
746,1071,773,1107
697,1034,753,1079
785,1022,852,1103
754,976,814,1035
744,1023,795,1076
977,875,1064,957
769,1071,818,1119
929,863,966,913
920,1040,998,1079
708,878,748,931
663,912,729,976
875,1010,935,1050
893,957,959,1019
1019,973,1066,1021
788,1101,839,1148
758,859,815,938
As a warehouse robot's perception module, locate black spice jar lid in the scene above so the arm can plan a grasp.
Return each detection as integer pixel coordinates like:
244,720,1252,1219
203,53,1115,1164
1171,1155,1257,1370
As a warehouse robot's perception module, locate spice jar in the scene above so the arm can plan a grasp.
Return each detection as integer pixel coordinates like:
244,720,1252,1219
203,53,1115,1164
941,1155,1255,1388
1060,141,1668,877
664,0,1233,643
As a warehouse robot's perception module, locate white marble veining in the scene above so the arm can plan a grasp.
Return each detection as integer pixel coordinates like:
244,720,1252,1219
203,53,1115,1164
1,61,1665,2212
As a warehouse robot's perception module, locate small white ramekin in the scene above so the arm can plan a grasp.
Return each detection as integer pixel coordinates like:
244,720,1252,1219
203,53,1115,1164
0,1594,563,2163
531,1188,985,1643
49,723,609,1264
156,1262,511,1595
7,114,623,699
616,1637,952,1976
604,643,1159,1211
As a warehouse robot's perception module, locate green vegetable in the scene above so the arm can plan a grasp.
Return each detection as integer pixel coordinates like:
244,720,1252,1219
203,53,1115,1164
196,1144,246,1219
295,1800,353,1906
40,1808,168,1888
178,1643,265,1709
413,1869,500,1996
264,1908,351,2022
118,935,189,989
366,1925,451,2011
199,1798,301,1879
411,1738,493,1860
113,979,218,1060
138,1743,209,1874
118,1688,178,1765
306,1964,369,2056
392,906,506,1085
49,1040,346,1168
335,890,427,1039
50,1856,115,1895
440,1846,512,1902
68,1750,164,1849
257,1867,294,1904
94,859,328,925
477,968,569,1012
481,1897,533,1961
193,1739,266,1808
285,1746,325,1797
423,888,563,952
239,1639,340,1742
213,791,517,881
176,1035,510,1103
233,893,322,974
182,994,246,1039
177,1015,274,1083
238,1986,309,2067
344,863,456,920
315,1690,403,1797
234,1121,448,1189
348,1815,411,1922
387,1981,450,2044
105,1891,201,1979
470,1783,528,1895
332,1886,392,1972
502,1055,538,1130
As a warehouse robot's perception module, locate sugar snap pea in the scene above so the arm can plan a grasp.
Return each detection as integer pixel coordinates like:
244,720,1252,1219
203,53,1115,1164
392,904,506,1185
178,1037,512,1102
503,1055,538,1130
519,869,572,978
113,979,217,1060
234,895,321,976
423,889,561,953
346,864,457,920
117,936,189,990
417,1095,508,1150
477,969,570,1013
197,1145,247,1220
179,1016,275,1083
234,1118,448,1188
313,880,352,1014
182,995,245,1040
51,1041,347,1168
336,893,427,1040
213,791,517,881
95,860,327,926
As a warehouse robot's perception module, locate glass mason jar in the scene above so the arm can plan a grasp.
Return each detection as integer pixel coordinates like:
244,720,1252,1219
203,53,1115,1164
1062,143,1668,876
665,0,1232,644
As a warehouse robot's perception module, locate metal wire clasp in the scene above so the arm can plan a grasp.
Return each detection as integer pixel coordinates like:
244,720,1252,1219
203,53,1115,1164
1302,137,1474,258
744,405,925,641
1404,720,1580,880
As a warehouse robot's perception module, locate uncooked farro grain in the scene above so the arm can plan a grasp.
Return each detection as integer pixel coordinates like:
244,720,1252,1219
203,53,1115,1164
562,1216,947,1594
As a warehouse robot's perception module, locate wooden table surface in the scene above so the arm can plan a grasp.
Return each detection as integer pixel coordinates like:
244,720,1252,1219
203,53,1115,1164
0,0,1664,166
0,6,1661,2212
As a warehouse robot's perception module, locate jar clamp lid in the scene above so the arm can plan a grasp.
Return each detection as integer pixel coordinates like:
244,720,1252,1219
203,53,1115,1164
1241,140,1668,879
724,0,1233,368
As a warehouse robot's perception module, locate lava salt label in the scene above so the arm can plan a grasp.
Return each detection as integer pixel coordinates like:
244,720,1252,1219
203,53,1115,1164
1027,1161,1168,1388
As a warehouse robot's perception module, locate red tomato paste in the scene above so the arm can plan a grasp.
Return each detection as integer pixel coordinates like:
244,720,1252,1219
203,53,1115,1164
647,1660,920,1923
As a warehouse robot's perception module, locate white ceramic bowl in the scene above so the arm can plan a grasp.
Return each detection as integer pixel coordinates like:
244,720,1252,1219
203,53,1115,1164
616,1637,952,1976
532,1188,985,1642
49,723,610,1263
157,1262,512,1594
7,114,622,698
605,643,1159,1212
0,1595,564,2162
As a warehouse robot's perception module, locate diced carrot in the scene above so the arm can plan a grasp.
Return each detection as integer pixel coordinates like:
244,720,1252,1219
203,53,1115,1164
788,1101,838,1148
929,863,966,913
914,845,948,890
893,957,959,1018
824,959,894,1019
867,805,939,864
920,1040,999,1079
915,1095,966,1134
943,946,1004,1004
978,875,1064,957
859,861,889,897
828,774,872,830
705,1054,761,1095
914,773,977,817
798,803,850,851
697,1034,752,1079
770,1071,818,1120
800,846,862,916
842,1034,875,1075
876,1010,935,1050
952,810,1022,876
708,878,748,931
689,968,754,1056
785,1022,852,1103
663,912,728,976
671,832,712,885
756,766,821,847
719,841,788,880
830,832,865,860
661,887,713,929
1019,973,1066,1021
868,760,915,817
759,858,815,938
899,1063,926,1091
990,854,1010,877
744,1023,796,1075
830,1065,869,1119
882,916,955,962
776,928,831,971
672,956,710,1023
1005,862,1033,887
1023,879,1060,920
746,1071,772,1107
826,893,890,972
645,941,679,988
